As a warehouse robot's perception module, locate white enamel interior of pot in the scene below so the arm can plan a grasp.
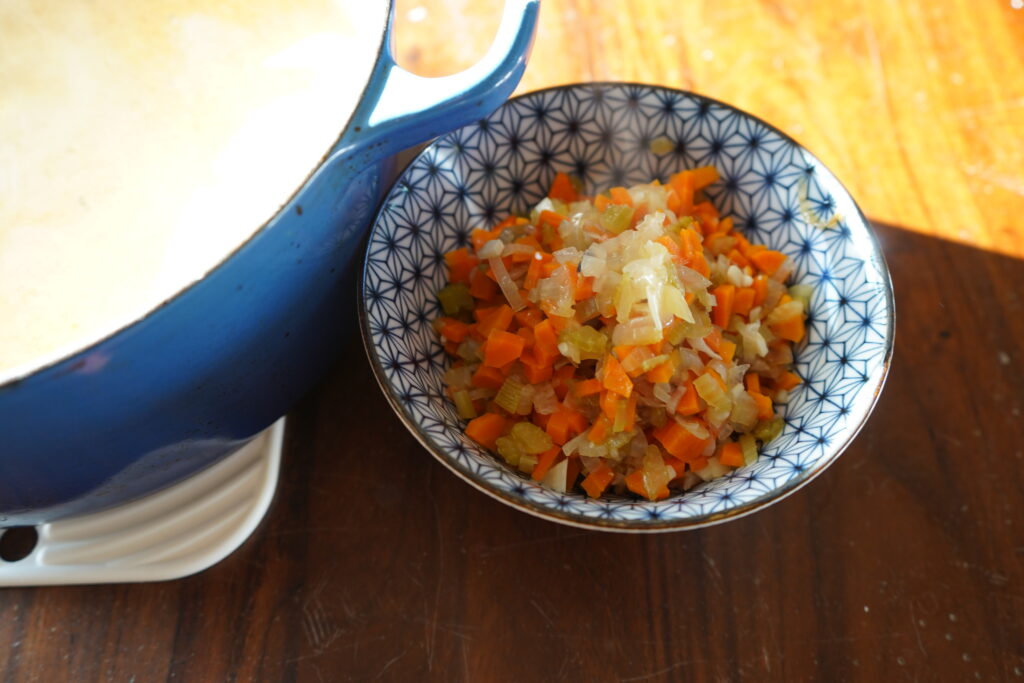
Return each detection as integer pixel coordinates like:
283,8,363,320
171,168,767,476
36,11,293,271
0,0,389,382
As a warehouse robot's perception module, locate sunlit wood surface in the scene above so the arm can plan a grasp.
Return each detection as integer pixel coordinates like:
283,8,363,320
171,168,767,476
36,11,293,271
2,2,1022,682
395,0,1024,257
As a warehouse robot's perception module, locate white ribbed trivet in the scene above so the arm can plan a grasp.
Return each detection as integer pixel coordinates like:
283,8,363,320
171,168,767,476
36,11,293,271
0,418,283,586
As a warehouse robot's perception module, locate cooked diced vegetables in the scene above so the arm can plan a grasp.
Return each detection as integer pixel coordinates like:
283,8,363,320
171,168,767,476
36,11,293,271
436,168,805,500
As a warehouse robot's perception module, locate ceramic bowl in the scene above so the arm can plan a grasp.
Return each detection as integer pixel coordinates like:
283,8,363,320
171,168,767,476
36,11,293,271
360,82,894,531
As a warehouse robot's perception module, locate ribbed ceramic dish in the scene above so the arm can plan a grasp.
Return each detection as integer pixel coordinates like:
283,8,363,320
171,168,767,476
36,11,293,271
360,83,894,531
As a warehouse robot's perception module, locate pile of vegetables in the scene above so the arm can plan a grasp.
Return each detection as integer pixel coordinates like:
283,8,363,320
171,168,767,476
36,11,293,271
433,167,806,501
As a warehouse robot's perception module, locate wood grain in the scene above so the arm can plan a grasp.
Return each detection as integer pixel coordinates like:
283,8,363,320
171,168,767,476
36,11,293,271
3,1,1023,681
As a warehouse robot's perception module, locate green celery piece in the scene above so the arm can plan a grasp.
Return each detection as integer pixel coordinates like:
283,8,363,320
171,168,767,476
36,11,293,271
599,205,634,234
438,283,473,315
560,325,608,360
511,422,554,454
739,433,758,466
453,390,477,420
495,436,523,467
753,417,785,443
495,377,525,414
518,453,539,474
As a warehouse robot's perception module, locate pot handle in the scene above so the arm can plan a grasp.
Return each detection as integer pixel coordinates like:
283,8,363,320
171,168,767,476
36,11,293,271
329,0,539,168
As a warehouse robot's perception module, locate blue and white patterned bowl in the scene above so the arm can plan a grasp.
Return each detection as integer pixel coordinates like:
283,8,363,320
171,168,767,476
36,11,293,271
359,83,894,531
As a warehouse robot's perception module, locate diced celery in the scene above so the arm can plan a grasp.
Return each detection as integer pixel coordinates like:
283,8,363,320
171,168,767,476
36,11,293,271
664,320,687,346
453,390,477,420
613,401,628,432
739,433,758,466
696,456,730,482
599,205,633,234
559,325,607,360
438,283,474,315
495,377,525,414
511,422,554,454
671,216,694,232
639,354,671,373
789,283,814,310
674,309,713,340
495,436,523,467
518,453,539,474
753,417,785,443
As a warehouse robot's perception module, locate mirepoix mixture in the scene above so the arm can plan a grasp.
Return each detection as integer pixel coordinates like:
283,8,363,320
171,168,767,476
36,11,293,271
434,168,806,501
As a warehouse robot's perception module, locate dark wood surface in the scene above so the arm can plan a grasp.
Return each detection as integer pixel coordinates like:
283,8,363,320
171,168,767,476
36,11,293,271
4,0,1024,680
2,221,1022,681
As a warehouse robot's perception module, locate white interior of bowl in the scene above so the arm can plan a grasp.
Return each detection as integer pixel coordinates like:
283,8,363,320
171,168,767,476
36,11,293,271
362,83,893,530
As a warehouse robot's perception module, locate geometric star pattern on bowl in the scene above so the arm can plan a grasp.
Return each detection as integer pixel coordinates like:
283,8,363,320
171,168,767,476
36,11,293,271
361,83,894,531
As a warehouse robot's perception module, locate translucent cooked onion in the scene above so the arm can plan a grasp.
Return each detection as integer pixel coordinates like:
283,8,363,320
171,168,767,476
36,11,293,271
488,256,525,311
478,239,504,259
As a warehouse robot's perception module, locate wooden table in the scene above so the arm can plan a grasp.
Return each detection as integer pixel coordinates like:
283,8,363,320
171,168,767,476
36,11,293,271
4,1,1023,680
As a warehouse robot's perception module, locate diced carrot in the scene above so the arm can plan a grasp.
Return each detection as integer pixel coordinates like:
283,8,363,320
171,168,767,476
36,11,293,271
551,365,575,400
524,254,545,290
733,287,756,316
601,354,633,398
545,410,572,445
719,441,744,467
471,365,505,390
444,340,459,356
548,172,579,203
668,171,694,213
624,469,669,501
719,216,734,233
655,235,683,263
645,358,676,384
594,194,611,211
727,248,750,268
719,339,737,364
588,414,611,444
538,210,566,229
532,411,550,430
438,318,472,343
652,420,710,461
531,447,562,481
444,248,478,284
675,380,701,416
520,351,553,384
690,165,720,190
514,306,544,328
775,370,803,391
703,327,722,353
750,249,788,276
573,378,603,397
566,410,589,435
666,188,682,214
749,391,774,419
613,345,635,361
483,330,525,367
574,276,595,301
492,215,520,231
689,455,709,473
464,413,507,449
600,389,621,420
533,319,559,357
629,202,649,229
745,373,761,394
752,275,768,306
516,326,535,348
608,187,634,207
476,304,514,338
581,464,615,499
469,267,498,300
666,455,687,479
770,315,806,343
712,284,736,328
471,227,502,251
693,201,720,226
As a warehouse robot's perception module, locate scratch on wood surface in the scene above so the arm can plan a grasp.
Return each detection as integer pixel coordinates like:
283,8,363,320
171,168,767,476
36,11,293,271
375,648,409,680
301,579,342,654
910,603,928,657
619,660,689,682
530,599,554,628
